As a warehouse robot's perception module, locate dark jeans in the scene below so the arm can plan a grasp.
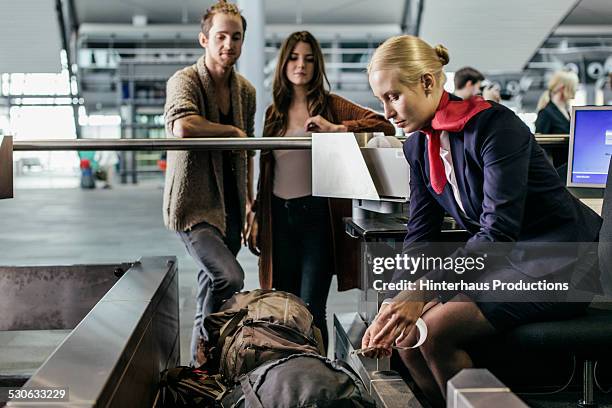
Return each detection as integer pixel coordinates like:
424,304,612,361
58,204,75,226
271,194,333,348
177,212,244,366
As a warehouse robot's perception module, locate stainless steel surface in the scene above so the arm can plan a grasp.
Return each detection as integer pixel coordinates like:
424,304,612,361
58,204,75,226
312,133,380,200
392,134,567,146
353,199,407,217
346,216,408,238
581,360,595,406
6,256,179,408
455,392,529,408
8,134,566,152
361,148,409,199
11,137,311,151
334,312,422,408
447,369,527,408
534,134,569,145
0,263,130,331
333,313,389,383
0,136,13,200
312,133,409,201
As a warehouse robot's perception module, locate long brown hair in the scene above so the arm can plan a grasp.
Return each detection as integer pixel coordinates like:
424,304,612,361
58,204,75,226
264,31,333,137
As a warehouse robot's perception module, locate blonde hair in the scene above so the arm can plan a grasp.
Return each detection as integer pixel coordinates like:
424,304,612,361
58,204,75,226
367,35,449,87
536,70,579,112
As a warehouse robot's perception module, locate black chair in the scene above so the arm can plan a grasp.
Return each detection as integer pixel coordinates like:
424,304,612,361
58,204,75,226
486,159,612,408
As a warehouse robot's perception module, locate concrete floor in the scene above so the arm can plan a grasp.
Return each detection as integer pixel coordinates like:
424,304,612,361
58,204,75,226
0,178,358,376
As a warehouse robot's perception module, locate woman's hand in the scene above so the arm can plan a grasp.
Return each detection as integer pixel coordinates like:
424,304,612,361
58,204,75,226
233,126,247,138
247,218,260,256
361,291,427,357
372,300,425,347
242,200,255,247
304,115,348,133
361,303,394,358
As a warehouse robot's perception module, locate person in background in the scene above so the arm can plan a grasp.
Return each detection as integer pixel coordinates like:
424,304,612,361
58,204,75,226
535,70,579,171
162,0,255,368
481,80,502,103
94,150,118,189
455,66,501,103
453,66,485,100
535,70,578,135
249,31,394,349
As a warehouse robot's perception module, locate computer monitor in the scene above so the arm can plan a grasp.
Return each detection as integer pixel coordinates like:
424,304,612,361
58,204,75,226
567,105,612,188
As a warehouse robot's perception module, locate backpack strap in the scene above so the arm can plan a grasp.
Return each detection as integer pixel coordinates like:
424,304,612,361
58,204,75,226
239,376,264,408
218,308,248,347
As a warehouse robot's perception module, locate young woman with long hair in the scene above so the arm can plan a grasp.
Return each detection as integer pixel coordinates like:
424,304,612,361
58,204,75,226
249,31,394,348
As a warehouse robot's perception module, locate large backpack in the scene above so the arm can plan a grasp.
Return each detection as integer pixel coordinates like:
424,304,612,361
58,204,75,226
159,366,227,407
220,353,376,408
203,290,325,382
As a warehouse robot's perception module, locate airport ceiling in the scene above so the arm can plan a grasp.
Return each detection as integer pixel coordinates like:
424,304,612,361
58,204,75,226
563,0,612,25
74,0,401,25
72,0,612,27
69,0,612,75
2,0,611,74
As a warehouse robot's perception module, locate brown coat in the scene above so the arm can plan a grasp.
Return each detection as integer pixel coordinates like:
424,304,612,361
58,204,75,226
162,56,256,234
256,93,395,291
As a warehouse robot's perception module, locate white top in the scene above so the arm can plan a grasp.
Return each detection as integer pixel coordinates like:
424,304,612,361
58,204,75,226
273,130,312,200
438,131,466,214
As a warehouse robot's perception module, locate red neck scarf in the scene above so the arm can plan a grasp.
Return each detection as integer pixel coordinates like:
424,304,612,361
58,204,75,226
421,91,492,194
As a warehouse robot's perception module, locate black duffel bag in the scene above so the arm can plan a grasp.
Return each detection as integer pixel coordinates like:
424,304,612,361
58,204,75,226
220,353,376,408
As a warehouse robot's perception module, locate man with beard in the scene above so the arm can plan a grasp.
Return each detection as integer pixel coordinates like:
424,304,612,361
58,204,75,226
162,0,255,367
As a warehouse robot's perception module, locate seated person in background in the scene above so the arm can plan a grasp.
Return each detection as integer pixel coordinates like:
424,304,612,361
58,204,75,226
249,31,394,349
364,35,601,407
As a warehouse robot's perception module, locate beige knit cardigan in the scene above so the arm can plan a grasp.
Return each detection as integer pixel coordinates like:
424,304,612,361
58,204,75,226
163,56,256,234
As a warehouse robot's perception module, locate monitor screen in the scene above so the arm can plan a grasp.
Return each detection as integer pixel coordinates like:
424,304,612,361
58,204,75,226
567,106,612,188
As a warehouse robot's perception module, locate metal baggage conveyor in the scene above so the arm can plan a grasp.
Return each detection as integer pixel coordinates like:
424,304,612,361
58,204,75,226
0,257,178,408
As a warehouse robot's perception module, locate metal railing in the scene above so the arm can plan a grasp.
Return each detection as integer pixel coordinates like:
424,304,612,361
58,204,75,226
9,134,567,151
11,137,312,151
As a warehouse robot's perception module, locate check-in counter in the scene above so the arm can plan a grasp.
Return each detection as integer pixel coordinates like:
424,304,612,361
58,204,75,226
311,133,433,406
312,132,468,321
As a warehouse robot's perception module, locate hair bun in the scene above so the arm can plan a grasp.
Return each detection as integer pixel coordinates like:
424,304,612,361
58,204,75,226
434,44,450,66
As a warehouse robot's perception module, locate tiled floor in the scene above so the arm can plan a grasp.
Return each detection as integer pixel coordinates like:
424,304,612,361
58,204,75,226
0,179,358,376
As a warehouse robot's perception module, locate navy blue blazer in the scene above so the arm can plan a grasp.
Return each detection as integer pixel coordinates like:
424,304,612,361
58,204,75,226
400,96,602,292
535,101,570,135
